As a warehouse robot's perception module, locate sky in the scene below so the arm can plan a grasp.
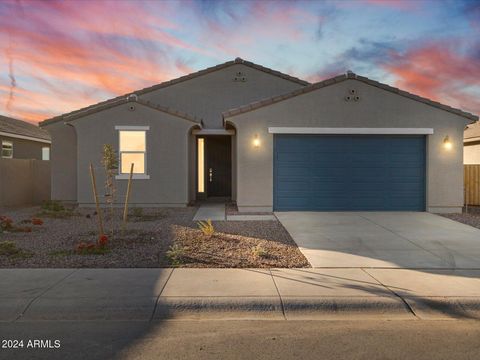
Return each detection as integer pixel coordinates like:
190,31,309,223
0,0,479,124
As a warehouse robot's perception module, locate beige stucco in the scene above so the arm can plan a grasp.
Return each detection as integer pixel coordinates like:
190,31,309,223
41,63,305,205
72,103,196,206
227,79,471,213
464,143,480,164
47,122,77,202
140,64,304,129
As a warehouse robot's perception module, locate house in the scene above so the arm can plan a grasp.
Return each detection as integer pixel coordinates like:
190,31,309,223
0,115,51,160
39,58,478,213
464,122,480,164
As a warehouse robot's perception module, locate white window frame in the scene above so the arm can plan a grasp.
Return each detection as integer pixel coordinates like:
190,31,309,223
115,126,150,180
42,146,50,161
1,140,13,159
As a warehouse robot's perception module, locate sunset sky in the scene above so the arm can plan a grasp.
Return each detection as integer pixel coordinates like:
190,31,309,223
0,0,479,124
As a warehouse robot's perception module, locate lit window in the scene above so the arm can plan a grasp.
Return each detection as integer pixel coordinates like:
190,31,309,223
1,141,13,158
197,138,205,192
119,131,146,174
42,147,50,161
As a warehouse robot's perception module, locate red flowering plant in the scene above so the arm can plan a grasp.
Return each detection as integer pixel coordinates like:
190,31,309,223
75,234,109,255
98,234,108,248
0,216,14,232
31,218,44,226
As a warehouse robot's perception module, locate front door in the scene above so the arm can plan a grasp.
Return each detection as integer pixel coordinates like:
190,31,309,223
205,136,231,197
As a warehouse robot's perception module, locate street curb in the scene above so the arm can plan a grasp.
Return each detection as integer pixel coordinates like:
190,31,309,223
153,296,416,320
154,297,285,320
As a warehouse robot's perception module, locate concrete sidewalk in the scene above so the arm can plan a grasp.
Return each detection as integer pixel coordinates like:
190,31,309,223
2,268,480,322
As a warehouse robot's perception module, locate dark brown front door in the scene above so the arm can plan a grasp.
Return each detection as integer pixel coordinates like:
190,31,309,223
205,136,231,197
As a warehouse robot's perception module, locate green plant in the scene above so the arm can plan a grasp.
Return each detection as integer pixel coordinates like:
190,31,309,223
132,207,143,217
75,242,109,255
166,243,184,266
251,244,268,259
48,250,71,257
102,144,118,239
41,200,65,212
0,241,33,259
197,219,215,237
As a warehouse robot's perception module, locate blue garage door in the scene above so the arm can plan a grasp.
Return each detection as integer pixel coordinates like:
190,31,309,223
273,135,426,211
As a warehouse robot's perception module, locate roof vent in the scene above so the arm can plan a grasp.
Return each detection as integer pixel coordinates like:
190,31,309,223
127,94,138,102
346,70,356,78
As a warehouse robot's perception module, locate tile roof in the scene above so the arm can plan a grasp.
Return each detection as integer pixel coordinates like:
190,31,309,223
39,58,309,127
0,115,51,141
222,72,479,122
45,96,202,125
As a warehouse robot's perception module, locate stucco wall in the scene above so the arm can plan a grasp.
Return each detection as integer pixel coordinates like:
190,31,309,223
0,159,50,207
228,79,471,213
42,122,77,202
71,102,196,206
140,64,305,129
464,143,480,164
0,135,49,160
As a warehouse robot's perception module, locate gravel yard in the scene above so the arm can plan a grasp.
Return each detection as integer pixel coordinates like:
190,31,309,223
440,206,480,229
0,205,309,268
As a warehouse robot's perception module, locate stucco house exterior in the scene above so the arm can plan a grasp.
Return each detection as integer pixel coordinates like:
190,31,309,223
0,115,51,160
464,122,480,164
39,58,477,213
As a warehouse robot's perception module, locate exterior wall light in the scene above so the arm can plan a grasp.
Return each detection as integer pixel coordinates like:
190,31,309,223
253,134,260,148
443,135,452,150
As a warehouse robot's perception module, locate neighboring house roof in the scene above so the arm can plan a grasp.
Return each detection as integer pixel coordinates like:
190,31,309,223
222,72,479,122
0,115,51,143
464,122,480,143
39,58,309,127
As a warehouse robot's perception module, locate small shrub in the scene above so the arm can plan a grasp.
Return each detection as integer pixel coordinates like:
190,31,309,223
48,250,71,257
98,234,108,247
132,208,143,217
0,241,32,259
75,241,109,255
197,219,215,237
31,218,44,226
251,244,268,259
0,216,14,232
166,243,184,266
41,200,65,212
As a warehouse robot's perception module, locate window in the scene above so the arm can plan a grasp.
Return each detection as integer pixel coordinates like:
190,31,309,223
119,130,146,174
1,141,13,158
42,147,50,161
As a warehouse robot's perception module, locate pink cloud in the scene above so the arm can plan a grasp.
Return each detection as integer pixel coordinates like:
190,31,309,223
384,42,480,115
0,0,209,122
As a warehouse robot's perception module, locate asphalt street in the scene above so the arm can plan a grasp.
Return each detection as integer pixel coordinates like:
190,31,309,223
1,320,480,360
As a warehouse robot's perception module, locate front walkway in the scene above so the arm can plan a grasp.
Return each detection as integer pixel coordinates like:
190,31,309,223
2,268,480,321
276,212,480,268
193,203,276,221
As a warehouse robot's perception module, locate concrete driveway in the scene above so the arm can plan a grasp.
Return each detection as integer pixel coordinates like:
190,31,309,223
275,212,480,268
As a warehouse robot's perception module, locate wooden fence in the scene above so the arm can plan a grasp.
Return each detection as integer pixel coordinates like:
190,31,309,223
465,165,480,206
0,159,50,207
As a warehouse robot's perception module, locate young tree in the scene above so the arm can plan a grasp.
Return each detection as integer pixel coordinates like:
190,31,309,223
102,144,118,239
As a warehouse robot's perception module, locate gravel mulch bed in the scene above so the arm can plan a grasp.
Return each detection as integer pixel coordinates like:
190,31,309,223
440,206,480,229
0,206,309,268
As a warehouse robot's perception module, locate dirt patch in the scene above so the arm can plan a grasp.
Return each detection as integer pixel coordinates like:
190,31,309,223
0,206,309,268
174,221,309,268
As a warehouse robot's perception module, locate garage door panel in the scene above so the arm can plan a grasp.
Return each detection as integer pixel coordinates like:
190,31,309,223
274,135,425,211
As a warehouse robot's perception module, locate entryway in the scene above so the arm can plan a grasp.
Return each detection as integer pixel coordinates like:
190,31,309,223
196,136,232,199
